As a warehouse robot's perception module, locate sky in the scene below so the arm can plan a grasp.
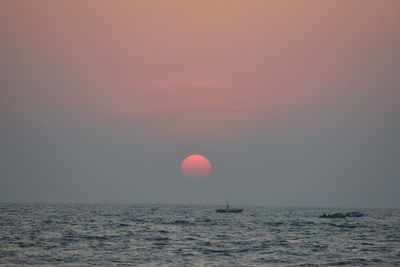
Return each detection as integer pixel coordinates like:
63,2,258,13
1,1,399,208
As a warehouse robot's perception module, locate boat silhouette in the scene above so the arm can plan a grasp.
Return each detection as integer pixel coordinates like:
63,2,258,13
216,200,243,213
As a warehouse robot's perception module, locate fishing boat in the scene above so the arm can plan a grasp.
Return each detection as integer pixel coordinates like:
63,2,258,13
216,200,243,213
320,211,365,218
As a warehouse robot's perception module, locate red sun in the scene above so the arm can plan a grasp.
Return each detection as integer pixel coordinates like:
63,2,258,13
180,154,212,180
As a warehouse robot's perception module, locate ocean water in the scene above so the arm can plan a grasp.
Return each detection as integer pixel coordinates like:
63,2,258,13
0,203,399,266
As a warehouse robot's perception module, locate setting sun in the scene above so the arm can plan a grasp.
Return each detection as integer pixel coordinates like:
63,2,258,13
180,155,212,181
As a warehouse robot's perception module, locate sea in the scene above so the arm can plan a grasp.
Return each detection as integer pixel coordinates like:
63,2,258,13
0,203,399,266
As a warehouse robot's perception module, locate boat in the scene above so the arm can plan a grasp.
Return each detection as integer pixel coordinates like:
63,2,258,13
345,211,364,217
320,211,365,218
216,200,243,213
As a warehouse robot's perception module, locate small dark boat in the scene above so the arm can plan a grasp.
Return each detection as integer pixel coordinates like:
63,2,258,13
320,211,365,218
216,208,244,213
216,200,243,213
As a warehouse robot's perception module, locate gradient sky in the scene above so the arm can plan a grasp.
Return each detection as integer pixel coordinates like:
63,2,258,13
1,1,399,208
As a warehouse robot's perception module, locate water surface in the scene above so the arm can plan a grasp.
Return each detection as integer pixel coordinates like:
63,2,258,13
1,203,399,266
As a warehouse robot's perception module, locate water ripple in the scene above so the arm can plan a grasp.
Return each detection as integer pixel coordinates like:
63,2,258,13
0,203,399,266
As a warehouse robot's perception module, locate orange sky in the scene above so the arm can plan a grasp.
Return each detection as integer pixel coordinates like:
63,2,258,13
1,1,400,207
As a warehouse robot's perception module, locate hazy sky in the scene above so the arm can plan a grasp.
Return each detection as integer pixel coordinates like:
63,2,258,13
1,1,399,208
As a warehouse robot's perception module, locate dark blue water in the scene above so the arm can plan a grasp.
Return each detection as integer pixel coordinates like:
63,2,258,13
1,203,399,266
